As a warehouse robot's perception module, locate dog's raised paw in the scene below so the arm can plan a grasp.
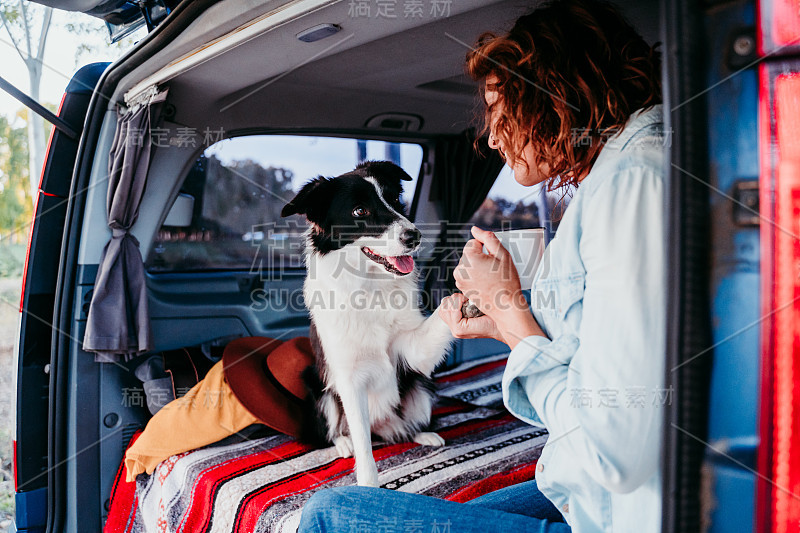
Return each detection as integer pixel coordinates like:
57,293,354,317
334,436,354,458
413,432,445,447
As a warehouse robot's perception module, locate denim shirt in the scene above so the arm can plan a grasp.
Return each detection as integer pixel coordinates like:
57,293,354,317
501,105,667,533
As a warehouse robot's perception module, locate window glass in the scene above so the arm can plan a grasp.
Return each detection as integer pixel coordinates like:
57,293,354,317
146,136,423,272
468,166,572,236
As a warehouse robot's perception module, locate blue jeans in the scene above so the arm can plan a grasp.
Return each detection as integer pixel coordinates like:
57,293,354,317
298,480,571,533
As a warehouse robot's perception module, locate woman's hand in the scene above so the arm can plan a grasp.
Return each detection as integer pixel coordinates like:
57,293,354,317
439,292,505,342
451,227,546,349
453,227,522,315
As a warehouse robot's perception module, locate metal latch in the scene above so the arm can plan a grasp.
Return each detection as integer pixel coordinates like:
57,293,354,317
732,179,759,226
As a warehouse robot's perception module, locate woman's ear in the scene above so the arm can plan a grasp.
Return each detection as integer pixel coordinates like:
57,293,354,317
280,177,329,218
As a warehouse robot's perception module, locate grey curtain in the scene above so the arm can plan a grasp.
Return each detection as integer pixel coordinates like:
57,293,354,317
83,95,164,362
422,129,505,310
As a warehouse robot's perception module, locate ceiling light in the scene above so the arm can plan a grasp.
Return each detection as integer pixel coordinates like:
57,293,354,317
296,23,341,43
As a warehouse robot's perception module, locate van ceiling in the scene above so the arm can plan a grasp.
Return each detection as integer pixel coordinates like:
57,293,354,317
116,0,660,136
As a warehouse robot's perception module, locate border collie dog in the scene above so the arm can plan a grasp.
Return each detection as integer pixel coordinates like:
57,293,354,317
281,160,454,487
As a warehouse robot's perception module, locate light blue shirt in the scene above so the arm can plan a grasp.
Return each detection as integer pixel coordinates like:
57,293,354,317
502,105,667,533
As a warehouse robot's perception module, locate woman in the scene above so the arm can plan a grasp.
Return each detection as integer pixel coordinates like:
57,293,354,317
299,1,665,531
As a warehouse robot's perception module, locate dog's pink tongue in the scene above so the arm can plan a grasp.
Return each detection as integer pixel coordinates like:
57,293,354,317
387,255,415,273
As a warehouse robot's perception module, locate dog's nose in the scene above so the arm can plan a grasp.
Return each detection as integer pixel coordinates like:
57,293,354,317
400,228,421,249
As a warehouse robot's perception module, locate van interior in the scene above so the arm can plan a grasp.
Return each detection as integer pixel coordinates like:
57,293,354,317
15,0,745,531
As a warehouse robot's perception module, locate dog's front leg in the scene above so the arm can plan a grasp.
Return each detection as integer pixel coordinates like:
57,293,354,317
395,308,454,376
336,385,379,487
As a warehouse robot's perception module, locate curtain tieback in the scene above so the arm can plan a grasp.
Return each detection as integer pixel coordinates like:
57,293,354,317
110,227,140,247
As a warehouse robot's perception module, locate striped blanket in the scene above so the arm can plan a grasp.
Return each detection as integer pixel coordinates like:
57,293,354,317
104,354,549,533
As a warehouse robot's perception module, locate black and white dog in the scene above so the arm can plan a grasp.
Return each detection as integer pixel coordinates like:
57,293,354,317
281,161,454,487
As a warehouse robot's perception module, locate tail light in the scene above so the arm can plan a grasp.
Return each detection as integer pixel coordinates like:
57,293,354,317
759,0,800,54
757,60,800,533
12,439,18,492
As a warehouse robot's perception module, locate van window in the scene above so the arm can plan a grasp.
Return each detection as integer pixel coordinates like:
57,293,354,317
468,166,571,235
145,136,423,272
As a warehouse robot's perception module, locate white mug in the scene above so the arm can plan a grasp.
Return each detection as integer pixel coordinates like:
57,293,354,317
489,228,546,290
462,228,546,318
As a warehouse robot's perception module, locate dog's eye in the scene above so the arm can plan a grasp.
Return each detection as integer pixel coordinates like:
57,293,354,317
352,206,369,218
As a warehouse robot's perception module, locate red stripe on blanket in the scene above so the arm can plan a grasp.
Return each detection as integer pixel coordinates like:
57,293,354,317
104,431,143,533
435,359,507,383
431,401,472,417
228,404,494,531
444,462,539,503
437,413,515,440
232,414,517,531
179,440,312,533
232,440,420,531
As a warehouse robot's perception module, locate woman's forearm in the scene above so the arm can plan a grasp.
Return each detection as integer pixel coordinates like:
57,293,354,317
494,290,547,349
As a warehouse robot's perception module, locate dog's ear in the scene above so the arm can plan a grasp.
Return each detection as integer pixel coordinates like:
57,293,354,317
281,177,330,219
356,160,413,184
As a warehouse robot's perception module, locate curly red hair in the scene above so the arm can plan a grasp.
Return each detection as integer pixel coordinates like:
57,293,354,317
466,0,662,190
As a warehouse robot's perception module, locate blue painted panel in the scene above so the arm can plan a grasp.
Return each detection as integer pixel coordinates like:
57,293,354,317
14,487,46,530
707,463,757,533
707,243,760,442
703,0,760,530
